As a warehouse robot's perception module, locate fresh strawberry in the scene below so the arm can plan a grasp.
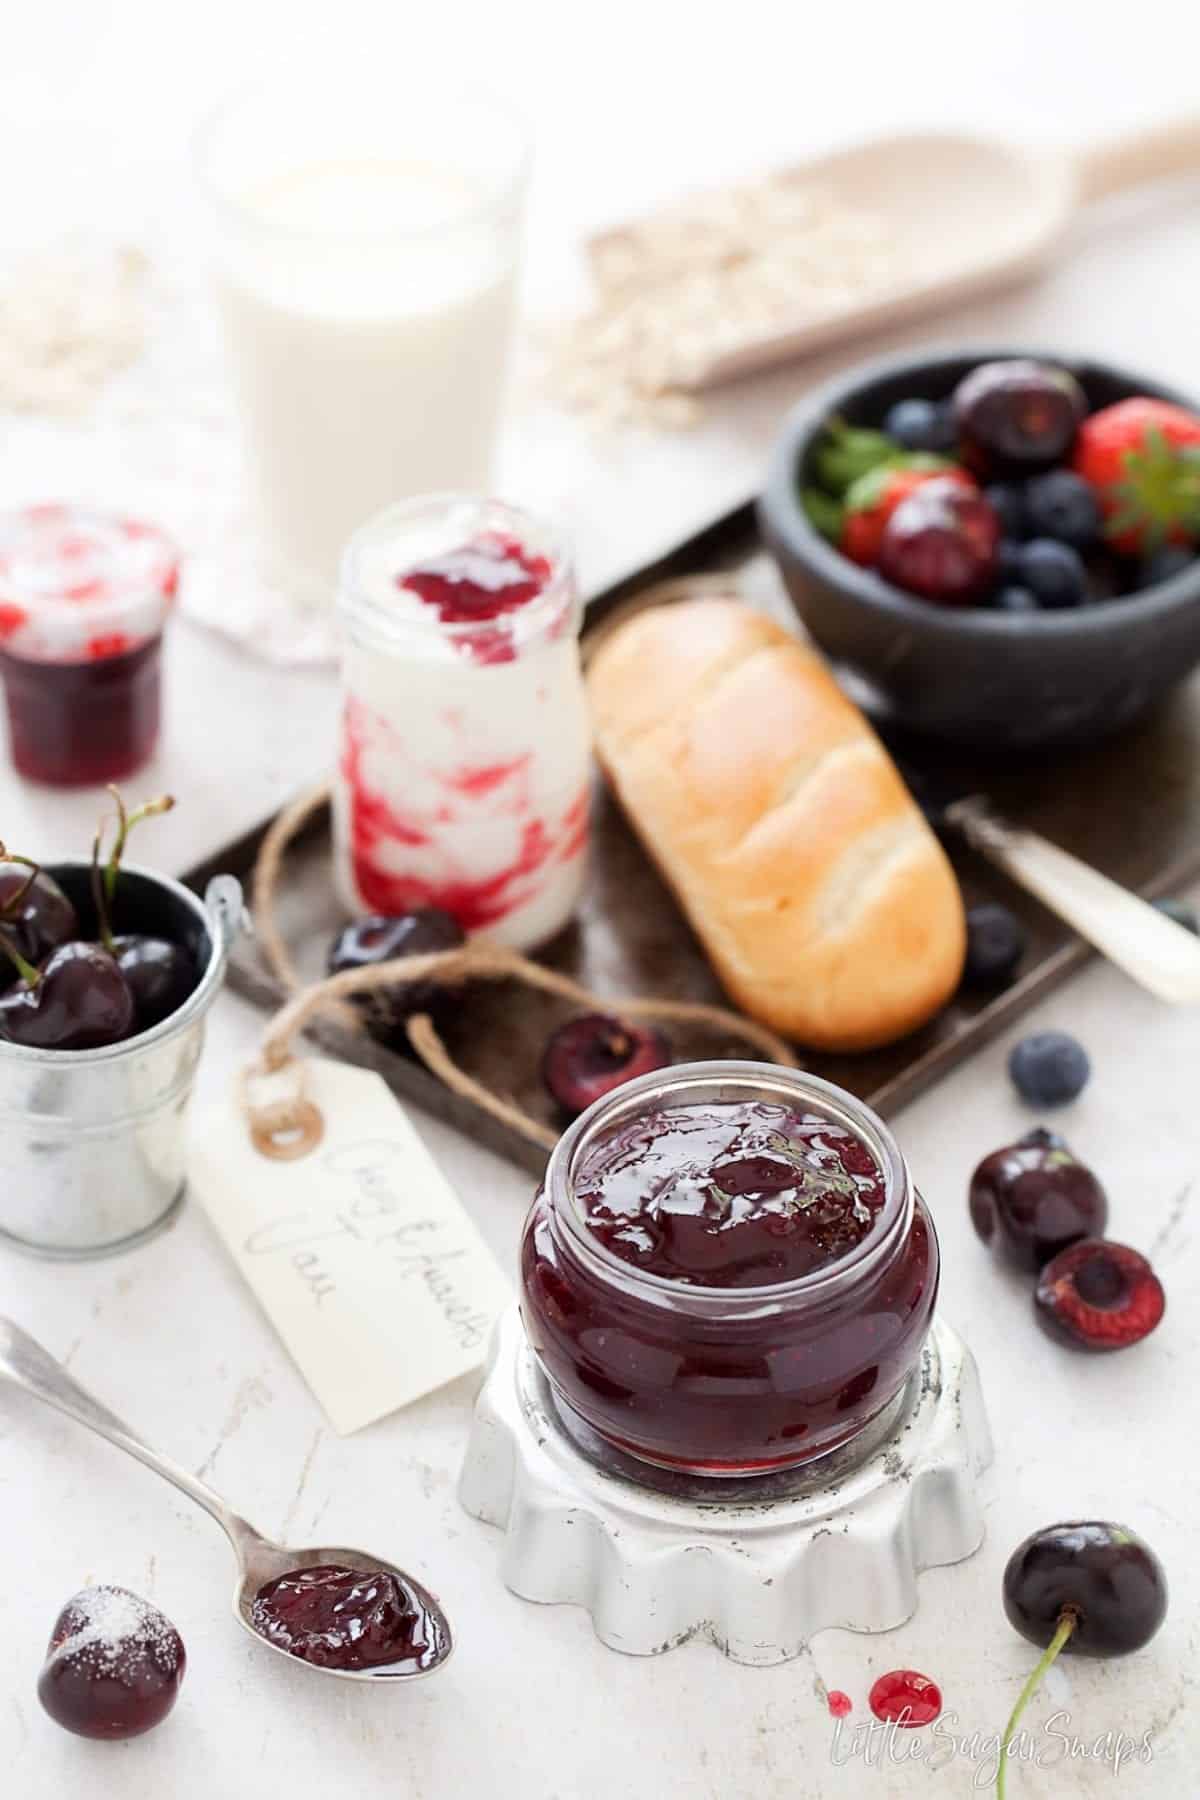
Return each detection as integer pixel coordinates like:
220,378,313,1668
840,458,973,566
1072,398,1200,553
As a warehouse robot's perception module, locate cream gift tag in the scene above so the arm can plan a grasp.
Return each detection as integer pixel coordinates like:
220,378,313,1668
190,1058,511,1435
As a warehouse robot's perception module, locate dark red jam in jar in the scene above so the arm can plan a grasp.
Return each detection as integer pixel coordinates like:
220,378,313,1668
519,1063,939,1476
0,505,177,787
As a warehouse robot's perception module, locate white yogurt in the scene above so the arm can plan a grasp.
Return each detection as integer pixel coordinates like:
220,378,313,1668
200,89,528,594
332,497,591,951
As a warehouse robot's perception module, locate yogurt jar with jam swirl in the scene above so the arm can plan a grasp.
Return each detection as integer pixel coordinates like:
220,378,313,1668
333,495,590,952
519,1062,939,1477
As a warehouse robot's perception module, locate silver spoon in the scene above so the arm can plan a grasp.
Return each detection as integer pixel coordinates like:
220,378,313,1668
0,1315,452,1683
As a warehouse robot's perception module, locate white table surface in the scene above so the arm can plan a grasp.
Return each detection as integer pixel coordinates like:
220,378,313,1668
3,3,1200,1795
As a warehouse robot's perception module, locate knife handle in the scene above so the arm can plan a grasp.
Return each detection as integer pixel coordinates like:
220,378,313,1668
946,798,1200,1005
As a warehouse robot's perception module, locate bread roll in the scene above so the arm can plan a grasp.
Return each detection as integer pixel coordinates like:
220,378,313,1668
587,598,965,1050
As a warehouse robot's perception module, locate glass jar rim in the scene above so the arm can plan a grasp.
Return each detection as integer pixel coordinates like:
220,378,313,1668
337,493,579,658
194,78,531,248
544,1060,913,1317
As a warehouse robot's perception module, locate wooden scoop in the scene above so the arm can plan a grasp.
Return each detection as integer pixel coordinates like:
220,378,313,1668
590,119,1200,391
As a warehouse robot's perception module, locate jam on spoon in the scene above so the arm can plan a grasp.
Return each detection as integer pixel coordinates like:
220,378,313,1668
0,1317,454,1687
250,1564,448,1673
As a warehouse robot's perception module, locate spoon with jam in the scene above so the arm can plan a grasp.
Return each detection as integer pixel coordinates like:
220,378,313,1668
0,1317,451,1682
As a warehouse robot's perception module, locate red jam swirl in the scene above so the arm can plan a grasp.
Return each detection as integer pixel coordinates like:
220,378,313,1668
401,531,552,624
520,1094,938,1474
340,695,588,930
576,1102,887,1288
250,1565,445,1673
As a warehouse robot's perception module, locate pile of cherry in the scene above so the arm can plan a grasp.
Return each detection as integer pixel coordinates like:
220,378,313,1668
803,357,1200,608
0,792,197,1051
970,1126,1166,1354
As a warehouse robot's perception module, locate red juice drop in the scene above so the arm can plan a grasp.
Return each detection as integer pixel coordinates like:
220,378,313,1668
868,1669,942,1727
827,1689,853,1718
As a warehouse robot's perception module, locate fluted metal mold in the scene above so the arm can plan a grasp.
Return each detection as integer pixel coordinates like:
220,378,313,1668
459,1307,993,1665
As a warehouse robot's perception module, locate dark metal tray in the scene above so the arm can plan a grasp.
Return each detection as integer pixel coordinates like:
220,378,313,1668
184,499,1200,1175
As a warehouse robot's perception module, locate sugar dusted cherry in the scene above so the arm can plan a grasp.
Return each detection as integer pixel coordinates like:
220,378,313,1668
37,1586,186,1740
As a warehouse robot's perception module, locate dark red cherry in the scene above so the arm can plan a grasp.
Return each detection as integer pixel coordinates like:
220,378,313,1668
328,909,466,1040
37,1586,186,1739
0,941,134,1050
952,359,1086,472
0,861,78,964
113,935,197,1032
541,1012,671,1116
1034,1238,1165,1351
969,1128,1107,1271
1002,1522,1167,1658
877,477,1000,603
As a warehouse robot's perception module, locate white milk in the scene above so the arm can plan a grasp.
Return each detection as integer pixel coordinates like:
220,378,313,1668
215,157,520,592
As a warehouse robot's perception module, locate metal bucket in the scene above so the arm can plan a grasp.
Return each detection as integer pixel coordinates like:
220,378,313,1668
0,863,245,1258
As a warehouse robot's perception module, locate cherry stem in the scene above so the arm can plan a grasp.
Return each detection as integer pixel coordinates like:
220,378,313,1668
92,824,116,955
0,845,41,920
996,1610,1077,1799
0,928,41,989
103,786,175,910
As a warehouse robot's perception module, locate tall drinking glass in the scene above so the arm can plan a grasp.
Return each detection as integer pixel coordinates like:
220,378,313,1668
196,82,529,602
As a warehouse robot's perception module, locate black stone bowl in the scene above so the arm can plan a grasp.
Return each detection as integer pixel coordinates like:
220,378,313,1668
759,346,1200,750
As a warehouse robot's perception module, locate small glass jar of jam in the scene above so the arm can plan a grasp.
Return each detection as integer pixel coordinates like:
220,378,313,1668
0,505,178,787
332,494,590,952
520,1062,939,1477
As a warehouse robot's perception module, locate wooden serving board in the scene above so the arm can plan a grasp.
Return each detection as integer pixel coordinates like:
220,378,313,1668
185,500,1200,1175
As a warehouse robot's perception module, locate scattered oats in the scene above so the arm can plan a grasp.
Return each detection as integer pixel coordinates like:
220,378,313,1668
0,243,149,414
543,172,895,431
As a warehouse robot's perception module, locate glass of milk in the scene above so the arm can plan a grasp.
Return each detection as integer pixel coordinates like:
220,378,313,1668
197,82,529,601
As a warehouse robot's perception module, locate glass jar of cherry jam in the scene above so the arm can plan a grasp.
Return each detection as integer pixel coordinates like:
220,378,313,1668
519,1062,938,1477
0,505,178,787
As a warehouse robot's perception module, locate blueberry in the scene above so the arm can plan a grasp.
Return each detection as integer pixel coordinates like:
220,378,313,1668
963,903,1027,987
1139,544,1196,589
1019,539,1088,609
1023,470,1101,550
1009,1032,1091,1106
993,585,1040,614
984,484,1029,541
1152,897,1200,935
883,398,957,454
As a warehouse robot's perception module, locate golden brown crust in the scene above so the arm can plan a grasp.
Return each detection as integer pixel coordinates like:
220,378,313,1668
587,598,966,1051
